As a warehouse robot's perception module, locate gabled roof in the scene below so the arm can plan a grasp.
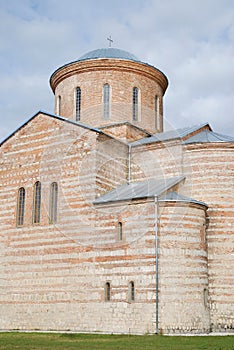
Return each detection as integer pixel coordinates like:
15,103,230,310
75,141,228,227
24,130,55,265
0,110,108,147
183,130,234,144
130,123,211,146
159,191,207,208
94,176,185,204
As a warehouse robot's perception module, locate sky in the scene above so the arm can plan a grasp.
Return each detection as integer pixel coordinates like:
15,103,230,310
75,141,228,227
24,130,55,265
0,0,234,141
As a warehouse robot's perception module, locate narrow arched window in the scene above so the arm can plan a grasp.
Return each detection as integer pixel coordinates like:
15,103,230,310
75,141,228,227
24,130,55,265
57,95,61,115
75,87,81,121
155,95,159,129
49,182,58,224
105,282,111,301
33,181,41,224
118,222,123,241
128,281,135,302
132,87,138,121
103,84,110,120
16,187,25,226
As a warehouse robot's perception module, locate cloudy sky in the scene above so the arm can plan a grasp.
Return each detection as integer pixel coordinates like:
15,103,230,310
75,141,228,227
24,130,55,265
0,0,234,141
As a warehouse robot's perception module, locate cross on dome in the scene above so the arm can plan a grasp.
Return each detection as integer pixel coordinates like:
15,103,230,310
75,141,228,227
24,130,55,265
107,35,113,47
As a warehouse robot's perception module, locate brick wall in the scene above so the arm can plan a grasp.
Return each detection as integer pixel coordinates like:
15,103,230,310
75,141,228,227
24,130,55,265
0,113,156,334
183,144,234,331
0,102,233,333
50,59,167,134
158,202,210,333
129,139,234,332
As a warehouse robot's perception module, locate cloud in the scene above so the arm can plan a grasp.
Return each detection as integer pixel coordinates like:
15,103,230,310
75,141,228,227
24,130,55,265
0,72,53,139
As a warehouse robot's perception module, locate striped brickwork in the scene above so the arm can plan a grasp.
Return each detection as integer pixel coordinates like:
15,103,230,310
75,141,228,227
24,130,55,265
158,202,210,333
50,59,167,134
0,114,156,333
0,50,233,335
183,144,234,331
131,140,234,332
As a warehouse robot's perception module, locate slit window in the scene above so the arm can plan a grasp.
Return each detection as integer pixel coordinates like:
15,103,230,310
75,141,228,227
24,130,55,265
128,281,135,302
16,187,25,226
49,182,58,224
132,87,138,121
118,222,123,241
105,282,111,301
57,95,61,115
155,95,159,129
203,288,208,308
75,87,81,121
33,181,41,224
103,84,110,119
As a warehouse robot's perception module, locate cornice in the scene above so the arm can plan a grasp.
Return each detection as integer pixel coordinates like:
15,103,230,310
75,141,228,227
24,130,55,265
50,59,168,94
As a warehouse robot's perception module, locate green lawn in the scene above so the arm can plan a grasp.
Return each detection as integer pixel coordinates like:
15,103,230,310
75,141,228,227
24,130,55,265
0,332,233,350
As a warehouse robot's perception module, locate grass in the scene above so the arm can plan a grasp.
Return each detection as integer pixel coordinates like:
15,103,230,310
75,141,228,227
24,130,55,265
0,332,233,350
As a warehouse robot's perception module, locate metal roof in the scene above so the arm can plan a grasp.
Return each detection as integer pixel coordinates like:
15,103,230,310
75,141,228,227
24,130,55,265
50,48,168,92
130,123,210,146
159,191,207,207
183,130,234,144
93,176,185,204
78,48,139,62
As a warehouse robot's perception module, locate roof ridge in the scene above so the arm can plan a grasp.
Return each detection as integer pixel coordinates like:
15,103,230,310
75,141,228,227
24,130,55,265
183,129,234,144
155,122,210,136
130,122,211,146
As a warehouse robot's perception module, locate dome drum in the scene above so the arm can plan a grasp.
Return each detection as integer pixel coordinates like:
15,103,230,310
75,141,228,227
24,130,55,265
50,48,168,133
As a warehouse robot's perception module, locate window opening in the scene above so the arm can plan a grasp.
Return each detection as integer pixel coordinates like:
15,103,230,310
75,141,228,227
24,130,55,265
49,182,58,224
75,87,81,121
103,84,110,119
16,187,25,226
203,288,208,308
57,95,61,115
118,222,123,241
33,181,41,224
105,282,111,301
155,95,159,129
133,87,138,121
129,281,135,302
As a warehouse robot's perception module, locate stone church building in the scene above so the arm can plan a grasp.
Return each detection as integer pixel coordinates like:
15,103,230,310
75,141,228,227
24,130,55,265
0,47,233,334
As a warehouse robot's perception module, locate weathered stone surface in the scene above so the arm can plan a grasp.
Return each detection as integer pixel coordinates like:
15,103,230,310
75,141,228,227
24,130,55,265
0,50,233,334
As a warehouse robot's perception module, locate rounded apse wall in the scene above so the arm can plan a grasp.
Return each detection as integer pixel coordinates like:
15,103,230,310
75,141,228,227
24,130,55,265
158,201,210,333
183,143,234,331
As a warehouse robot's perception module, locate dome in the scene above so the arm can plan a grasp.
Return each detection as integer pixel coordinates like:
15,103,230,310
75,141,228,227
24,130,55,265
78,48,139,62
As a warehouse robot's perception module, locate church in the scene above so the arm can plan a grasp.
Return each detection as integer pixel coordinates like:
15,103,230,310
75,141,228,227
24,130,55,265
0,46,233,334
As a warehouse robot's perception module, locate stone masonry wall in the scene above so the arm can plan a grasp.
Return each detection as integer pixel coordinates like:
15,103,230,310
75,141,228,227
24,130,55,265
100,123,149,143
131,140,184,182
52,59,166,134
1,111,233,334
183,144,234,331
158,202,210,333
96,133,128,197
0,114,157,334
130,140,234,332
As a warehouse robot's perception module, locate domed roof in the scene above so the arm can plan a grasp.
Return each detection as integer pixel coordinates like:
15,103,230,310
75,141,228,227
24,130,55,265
78,48,139,62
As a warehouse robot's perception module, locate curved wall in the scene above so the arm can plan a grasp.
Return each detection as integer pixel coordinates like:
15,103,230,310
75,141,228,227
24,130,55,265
183,143,234,331
158,201,210,333
50,59,168,133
